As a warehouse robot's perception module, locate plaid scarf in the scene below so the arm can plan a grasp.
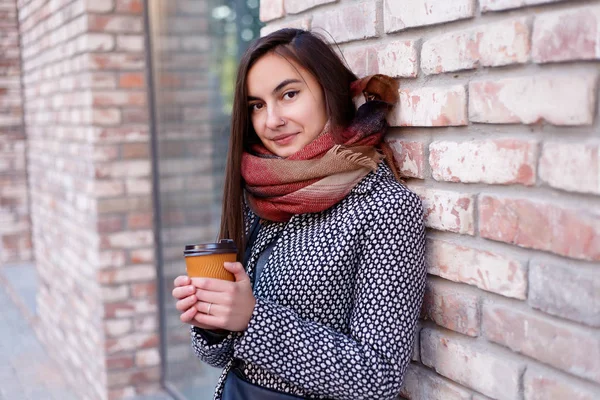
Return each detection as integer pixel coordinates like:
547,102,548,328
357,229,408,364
241,75,399,222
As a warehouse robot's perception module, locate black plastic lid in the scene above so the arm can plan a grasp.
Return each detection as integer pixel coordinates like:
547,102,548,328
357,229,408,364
184,239,237,257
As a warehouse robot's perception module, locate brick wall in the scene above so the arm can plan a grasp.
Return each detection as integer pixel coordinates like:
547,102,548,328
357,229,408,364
149,0,226,390
0,0,30,263
261,0,600,399
17,0,160,398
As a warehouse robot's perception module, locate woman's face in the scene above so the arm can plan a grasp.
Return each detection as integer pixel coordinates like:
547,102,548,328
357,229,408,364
246,52,328,158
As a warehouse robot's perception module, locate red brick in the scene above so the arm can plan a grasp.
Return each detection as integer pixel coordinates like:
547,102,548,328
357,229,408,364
98,265,156,285
103,299,157,319
129,248,154,264
119,72,145,88
135,348,160,367
311,2,379,44
532,6,600,63
85,0,114,13
479,195,600,261
92,91,146,107
421,18,530,75
97,215,124,233
422,278,480,336
284,0,335,14
260,0,284,22
106,354,134,369
394,85,467,127
341,47,371,78
372,40,419,78
524,366,600,400
88,53,146,70
429,139,537,185
539,142,599,195
481,0,579,12
529,261,600,327
88,14,143,33
127,212,152,230
260,17,311,37
482,301,600,383
115,0,143,14
409,187,474,235
131,281,156,298
400,363,472,400
420,328,524,400
469,73,598,125
427,239,527,300
121,142,149,159
384,0,475,33
387,139,426,179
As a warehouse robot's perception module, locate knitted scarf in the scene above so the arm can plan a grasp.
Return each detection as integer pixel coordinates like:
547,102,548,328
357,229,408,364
241,74,399,222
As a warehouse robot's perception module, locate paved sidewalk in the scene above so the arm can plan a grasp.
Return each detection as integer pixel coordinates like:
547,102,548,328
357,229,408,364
0,265,172,400
0,280,79,400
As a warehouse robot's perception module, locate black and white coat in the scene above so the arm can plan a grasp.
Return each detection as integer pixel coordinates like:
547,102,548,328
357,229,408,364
191,163,426,400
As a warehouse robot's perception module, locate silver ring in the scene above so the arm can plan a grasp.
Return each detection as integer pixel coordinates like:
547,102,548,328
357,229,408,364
206,302,212,315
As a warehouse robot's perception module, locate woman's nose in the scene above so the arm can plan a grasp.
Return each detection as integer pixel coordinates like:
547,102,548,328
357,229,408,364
265,107,285,130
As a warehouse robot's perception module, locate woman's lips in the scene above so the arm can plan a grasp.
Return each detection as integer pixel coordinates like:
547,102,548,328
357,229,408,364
272,133,297,145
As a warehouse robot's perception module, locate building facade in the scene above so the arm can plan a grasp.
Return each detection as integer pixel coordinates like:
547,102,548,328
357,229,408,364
0,0,599,399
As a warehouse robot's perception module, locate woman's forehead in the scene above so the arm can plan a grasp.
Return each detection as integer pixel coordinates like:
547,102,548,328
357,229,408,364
247,53,311,95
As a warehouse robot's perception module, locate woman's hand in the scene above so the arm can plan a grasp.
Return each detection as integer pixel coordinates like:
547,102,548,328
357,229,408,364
172,275,220,330
191,262,256,332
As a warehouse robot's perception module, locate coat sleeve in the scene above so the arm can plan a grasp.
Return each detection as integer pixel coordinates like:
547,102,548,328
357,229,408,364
233,190,427,400
191,326,237,368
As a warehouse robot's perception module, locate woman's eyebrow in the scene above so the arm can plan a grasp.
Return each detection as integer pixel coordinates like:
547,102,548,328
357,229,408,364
248,78,302,101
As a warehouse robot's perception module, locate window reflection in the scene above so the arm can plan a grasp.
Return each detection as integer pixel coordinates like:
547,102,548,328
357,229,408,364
148,0,261,398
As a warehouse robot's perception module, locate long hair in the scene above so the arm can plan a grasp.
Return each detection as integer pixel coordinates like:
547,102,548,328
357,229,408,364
219,29,358,260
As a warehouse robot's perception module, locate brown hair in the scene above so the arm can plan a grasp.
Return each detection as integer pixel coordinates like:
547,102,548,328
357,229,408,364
219,29,358,260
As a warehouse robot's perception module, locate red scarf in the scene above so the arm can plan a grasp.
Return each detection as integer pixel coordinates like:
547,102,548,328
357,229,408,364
242,75,399,222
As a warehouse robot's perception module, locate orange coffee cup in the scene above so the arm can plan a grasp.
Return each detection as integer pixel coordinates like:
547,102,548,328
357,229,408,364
184,239,237,281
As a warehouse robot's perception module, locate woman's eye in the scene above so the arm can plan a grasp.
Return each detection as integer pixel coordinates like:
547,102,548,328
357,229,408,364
250,103,264,111
283,91,298,100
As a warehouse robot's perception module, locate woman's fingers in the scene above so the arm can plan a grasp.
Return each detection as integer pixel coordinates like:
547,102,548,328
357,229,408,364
195,288,229,306
180,304,197,322
174,275,191,287
190,277,231,292
176,294,197,312
172,284,195,300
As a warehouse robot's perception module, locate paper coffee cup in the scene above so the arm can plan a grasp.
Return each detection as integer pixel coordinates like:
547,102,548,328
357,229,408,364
184,239,237,281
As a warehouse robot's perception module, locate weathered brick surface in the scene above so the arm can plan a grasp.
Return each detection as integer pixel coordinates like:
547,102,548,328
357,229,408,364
384,0,475,33
394,85,467,127
469,73,598,125
483,301,600,383
311,1,379,44
387,139,426,179
481,0,575,12
409,187,474,234
479,196,600,261
401,363,472,400
524,366,600,400
0,0,30,263
427,238,527,299
430,139,537,185
16,0,161,398
532,6,600,63
422,278,480,336
260,0,284,22
529,261,600,328
422,18,529,74
539,142,599,195
284,0,336,14
421,328,524,400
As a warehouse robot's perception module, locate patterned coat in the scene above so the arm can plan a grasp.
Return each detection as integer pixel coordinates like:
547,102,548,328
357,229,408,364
191,163,426,400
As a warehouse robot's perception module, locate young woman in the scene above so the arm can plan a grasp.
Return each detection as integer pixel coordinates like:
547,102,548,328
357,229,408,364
172,29,426,400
